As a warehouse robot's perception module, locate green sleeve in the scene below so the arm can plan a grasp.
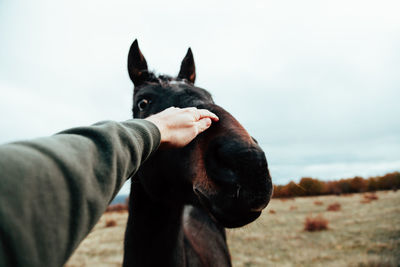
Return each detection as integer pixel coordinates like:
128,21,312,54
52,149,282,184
0,119,160,267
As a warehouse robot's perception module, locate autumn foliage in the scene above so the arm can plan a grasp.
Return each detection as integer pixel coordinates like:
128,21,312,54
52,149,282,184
361,193,379,203
304,215,329,232
327,203,341,211
105,219,117,227
105,203,128,213
363,193,378,200
273,172,399,198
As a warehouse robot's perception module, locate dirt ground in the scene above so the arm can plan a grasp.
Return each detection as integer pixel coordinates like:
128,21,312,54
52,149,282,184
65,190,400,267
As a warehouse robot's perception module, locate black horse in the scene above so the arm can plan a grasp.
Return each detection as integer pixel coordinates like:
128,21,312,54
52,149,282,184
123,40,273,267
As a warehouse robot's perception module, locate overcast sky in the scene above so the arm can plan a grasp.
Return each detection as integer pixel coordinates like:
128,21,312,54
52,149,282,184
1,0,399,194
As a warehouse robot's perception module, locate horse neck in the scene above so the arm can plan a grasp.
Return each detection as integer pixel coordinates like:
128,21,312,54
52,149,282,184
123,180,186,267
183,206,232,267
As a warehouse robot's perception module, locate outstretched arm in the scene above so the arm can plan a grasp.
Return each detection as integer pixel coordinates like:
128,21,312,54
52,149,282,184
0,107,218,267
0,120,160,267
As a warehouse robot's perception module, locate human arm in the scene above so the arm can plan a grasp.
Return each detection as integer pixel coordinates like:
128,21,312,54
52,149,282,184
0,107,218,267
0,119,160,267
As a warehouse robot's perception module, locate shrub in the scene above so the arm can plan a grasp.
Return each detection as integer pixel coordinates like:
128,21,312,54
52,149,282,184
272,185,287,198
363,193,378,201
269,209,276,214
105,219,117,227
304,215,329,231
350,176,367,192
105,203,128,213
377,172,400,190
272,171,399,198
299,177,323,196
290,205,298,211
323,181,342,195
327,203,341,211
286,181,305,197
338,179,352,194
367,177,379,191
273,182,305,198
314,201,323,206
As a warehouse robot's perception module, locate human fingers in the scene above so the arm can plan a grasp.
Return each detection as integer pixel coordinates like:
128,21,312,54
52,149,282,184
195,109,219,122
196,118,212,134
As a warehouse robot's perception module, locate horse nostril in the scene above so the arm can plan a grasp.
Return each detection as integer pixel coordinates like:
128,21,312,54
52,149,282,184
236,185,241,199
205,138,272,212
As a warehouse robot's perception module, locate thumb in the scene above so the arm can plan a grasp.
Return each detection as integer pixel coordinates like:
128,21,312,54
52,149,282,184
196,118,212,134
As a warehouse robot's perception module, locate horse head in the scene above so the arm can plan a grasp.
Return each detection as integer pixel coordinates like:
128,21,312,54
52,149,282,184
127,39,272,228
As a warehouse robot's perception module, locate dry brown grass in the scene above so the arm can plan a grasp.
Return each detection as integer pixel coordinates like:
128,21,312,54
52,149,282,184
105,219,117,228
364,193,379,201
304,215,329,231
279,198,295,202
327,202,341,211
268,209,276,214
341,193,354,197
361,193,379,204
289,205,298,210
361,199,372,204
66,190,400,267
314,201,324,206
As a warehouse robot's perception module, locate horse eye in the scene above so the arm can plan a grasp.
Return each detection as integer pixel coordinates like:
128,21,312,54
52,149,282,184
137,99,149,111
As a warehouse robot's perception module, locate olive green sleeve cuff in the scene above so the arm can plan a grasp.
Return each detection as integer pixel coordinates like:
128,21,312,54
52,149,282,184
0,119,160,267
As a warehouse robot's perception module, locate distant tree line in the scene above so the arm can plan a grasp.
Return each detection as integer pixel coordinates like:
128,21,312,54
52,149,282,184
272,171,400,198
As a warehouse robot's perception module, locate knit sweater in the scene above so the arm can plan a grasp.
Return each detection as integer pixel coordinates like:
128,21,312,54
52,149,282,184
0,119,161,267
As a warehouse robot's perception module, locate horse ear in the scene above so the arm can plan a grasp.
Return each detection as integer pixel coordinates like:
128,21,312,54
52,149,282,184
127,39,149,87
178,48,196,84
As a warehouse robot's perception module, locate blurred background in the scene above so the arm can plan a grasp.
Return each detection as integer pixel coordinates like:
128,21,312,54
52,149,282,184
1,0,399,195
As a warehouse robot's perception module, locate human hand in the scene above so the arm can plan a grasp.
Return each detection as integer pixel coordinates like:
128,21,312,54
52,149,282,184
145,107,219,148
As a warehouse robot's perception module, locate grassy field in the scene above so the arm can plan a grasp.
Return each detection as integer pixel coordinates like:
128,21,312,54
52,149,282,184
65,191,400,267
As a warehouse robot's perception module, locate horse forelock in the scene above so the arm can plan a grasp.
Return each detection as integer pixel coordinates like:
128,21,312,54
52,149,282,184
134,73,214,109
138,72,189,87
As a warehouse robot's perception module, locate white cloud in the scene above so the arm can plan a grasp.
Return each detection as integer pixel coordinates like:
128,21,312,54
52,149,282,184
119,180,131,195
1,0,399,193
